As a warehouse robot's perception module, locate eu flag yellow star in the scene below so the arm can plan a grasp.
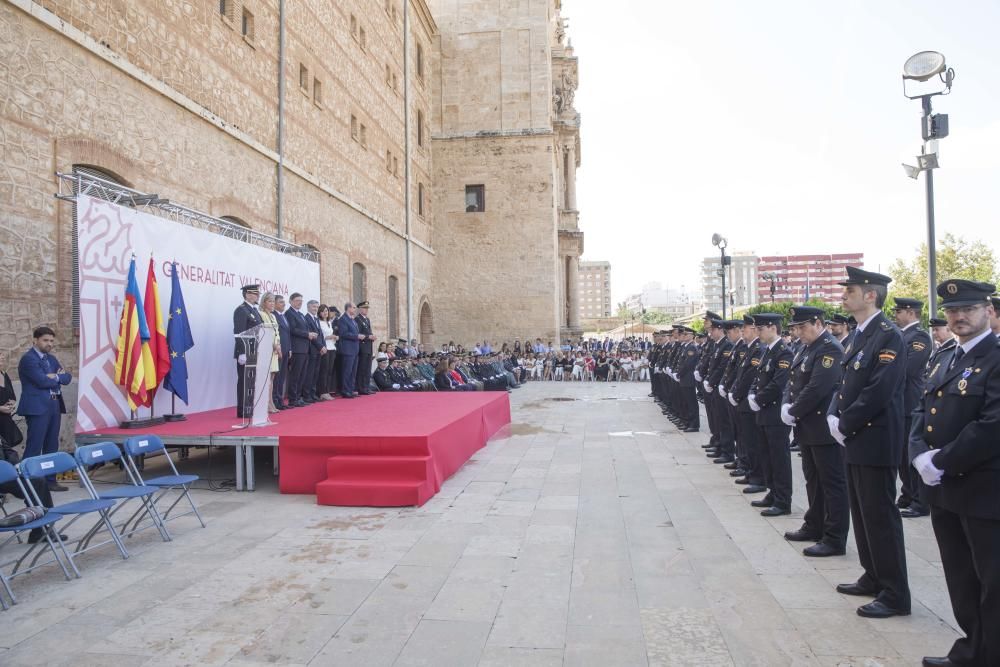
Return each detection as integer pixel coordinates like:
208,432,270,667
171,351,178,358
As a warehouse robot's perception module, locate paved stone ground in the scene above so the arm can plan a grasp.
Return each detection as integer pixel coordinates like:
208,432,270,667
0,382,959,666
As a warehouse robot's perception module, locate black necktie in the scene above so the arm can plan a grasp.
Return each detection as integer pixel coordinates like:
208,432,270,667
950,346,965,371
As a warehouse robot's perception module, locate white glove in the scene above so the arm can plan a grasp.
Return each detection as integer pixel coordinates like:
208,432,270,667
780,403,796,426
728,392,737,407
238,354,247,365
672,372,679,381
826,415,847,446
694,370,703,382
393,383,400,389
748,393,760,412
718,383,726,394
703,381,713,393
913,450,944,486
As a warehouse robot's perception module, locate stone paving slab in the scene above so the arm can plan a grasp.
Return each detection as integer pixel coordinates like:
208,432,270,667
0,381,959,665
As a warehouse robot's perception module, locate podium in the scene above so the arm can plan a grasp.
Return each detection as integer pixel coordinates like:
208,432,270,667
235,323,274,428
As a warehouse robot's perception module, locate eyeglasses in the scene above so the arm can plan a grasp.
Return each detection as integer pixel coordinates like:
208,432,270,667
943,304,987,316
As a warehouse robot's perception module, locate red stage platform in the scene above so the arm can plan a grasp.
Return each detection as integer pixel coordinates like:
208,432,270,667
78,392,511,507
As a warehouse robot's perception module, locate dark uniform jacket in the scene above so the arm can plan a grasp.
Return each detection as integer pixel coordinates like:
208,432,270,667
909,333,1000,520
784,332,844,445
373,367,398,391
706,338,734,390
732,340,763,413
927,337,957,374
677,343,700,387
233,302,263,357
696,338,715,380
355,314,374,355
827,311,905,466
720,339,747,394
751,339,793,426
901,324,933,416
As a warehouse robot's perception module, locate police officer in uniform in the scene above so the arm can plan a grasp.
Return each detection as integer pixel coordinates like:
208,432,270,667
893,297,934,518
747,313,794,516
780,306,848,557
233,284,263,418
928,317,956,358
705,320,738,464
720,320,748,473
731,315,765,490
910,280,1000,667
676,327,701,431
827,266,910,619
354,301,376,395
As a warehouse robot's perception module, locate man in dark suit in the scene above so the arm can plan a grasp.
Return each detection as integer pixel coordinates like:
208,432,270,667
781,306,848,557
337,302,361,398
272,295,292,409
329,306,342,396
303,300,326,402
285,293,314,407
16,326,72,491
910,280,1000,667
747,313,794,517
827,266,910,619
893,297,934,517
233,284,263,418
354,301,376,395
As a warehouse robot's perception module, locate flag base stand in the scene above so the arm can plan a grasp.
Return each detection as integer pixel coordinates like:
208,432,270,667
118,416,166,429
163,413,187,422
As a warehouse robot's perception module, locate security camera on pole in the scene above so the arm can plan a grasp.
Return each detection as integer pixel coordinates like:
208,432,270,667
900,51,955,314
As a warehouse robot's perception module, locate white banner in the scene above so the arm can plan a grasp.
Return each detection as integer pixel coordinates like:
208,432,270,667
75,195,320,432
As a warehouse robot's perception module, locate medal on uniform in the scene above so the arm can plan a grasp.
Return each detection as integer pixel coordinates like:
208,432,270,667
853,351,864,370
958,367,973,392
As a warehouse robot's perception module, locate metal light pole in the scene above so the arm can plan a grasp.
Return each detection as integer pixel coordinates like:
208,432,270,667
712,233,728,319
901,51,954,314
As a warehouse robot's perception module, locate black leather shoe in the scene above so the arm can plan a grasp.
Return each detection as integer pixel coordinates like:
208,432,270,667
750,497,773,508
742,485,767,494
803,543,846,557
682,427,699,433
723,461,739,469
857,600,910,618
836,582,880,597
789,443,800,452
713,455,735,464
729,469,746,477
784,529,822,542
900,507,929,518
27,529,68,544
293,400,307,407
896,499,911,509
921,658,953,667
734,477,751,485
760,506,790,517
705,450,720,458
701,443,715,449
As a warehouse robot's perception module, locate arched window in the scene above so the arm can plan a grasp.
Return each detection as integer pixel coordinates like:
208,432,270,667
388,275,399,339
419,300,434,342
352,262,367,304
72,164,128,328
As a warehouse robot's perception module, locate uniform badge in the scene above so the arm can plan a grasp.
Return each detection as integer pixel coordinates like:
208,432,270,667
958,368,973,392
777,360,790,369
822,355,834,368
853,351,864,370
912,342,926,351
751,358,760,367
930,362,941,378
877,349,897,364
687,350,694,356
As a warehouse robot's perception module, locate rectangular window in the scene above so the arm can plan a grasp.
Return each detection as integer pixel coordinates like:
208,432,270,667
360,124,367,147
418,182,425,216
241,8,254,40
417,109,424,147
350,114,358,141
219,0,227,15
299,63,309,91
416,42,424,80
386,150,393,172
313,77,322,105
392,72,398,91
464,185,485,212
386,63,392,85
350,14,357,37
393,155,399,177
359,27,367,50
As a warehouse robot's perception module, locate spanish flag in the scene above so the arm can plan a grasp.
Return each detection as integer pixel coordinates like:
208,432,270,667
144,257,171,395
114,257,157,410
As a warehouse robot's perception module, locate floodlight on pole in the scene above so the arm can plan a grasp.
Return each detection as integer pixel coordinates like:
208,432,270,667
711,233,729,319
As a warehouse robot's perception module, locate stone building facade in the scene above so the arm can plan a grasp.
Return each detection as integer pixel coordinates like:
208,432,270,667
0,0,584,427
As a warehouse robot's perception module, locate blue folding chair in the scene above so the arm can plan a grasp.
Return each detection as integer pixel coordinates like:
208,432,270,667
123,436,206,529
75,443,171,544
19,453,129,572
0,461,75,609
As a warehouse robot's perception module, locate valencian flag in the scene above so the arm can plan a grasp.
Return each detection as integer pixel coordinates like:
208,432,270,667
144,257,171,397
114,257,157,410
163,261,195,404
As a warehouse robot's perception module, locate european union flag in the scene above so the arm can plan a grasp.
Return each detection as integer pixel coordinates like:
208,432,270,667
163,262,195,403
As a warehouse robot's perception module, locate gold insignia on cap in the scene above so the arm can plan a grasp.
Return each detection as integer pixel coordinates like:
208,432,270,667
947,283,958,294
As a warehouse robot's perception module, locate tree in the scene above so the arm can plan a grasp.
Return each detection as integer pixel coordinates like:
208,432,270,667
641,311,674,325
615,302,630,319
888,233,999,300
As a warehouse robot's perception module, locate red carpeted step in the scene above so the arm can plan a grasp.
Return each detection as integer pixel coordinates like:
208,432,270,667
316,455,436,507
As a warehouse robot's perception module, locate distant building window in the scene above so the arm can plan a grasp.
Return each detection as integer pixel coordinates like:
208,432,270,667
465,185,485,212
299,63,309,91
418,182,425,216
417,110,424,147
350,114,358,141
241,8,254,40
416,42,424,80
313,78,322,105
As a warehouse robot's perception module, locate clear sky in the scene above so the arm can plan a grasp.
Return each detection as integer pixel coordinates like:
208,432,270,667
570,0,1000,304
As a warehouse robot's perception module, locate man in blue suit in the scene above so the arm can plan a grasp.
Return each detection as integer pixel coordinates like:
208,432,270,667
337,302,361,398
16,326,72,491
272,295,292,409
286,292,314,408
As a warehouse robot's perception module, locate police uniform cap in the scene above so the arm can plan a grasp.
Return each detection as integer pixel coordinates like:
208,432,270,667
357,300,370,309
837,266,892,287
241,284,260,295
722,320,742,330
709,319,723,329
893,297,923,311
376,354,389,362
828,313,849,325
704,311,721,320
992,294,1000,311
752,313,783,327
928,317,948,327
742,314,755,326
788,306,824,326
937,279,996,308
